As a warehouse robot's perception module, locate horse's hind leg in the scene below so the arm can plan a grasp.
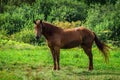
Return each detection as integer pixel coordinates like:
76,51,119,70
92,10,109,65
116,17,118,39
56,50,60,70
82,45,93,70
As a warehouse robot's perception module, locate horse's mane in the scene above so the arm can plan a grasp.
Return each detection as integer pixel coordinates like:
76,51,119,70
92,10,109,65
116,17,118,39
42,22,63,35
43,22,62,30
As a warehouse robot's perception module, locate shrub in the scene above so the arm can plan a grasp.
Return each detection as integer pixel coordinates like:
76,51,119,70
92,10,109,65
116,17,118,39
0,11,25,34
11,29,35,44
85,2,120,42
11,29,45,45
0,39,39,49
34,0,87,22
0,29,8,40
53,21,81,29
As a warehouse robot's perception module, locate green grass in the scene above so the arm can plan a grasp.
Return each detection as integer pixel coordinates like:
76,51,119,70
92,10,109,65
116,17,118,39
0,42,120,80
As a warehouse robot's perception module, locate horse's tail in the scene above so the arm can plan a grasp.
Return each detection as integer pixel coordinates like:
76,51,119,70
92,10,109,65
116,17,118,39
93,32,110,62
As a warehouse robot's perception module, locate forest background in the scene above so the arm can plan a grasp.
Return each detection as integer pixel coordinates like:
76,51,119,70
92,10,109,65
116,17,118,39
0,0,120,46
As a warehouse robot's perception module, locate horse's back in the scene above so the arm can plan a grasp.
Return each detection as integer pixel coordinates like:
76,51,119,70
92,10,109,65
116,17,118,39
62,27,82,41
61,26,95,48
63,26,94,38
61,27,83,48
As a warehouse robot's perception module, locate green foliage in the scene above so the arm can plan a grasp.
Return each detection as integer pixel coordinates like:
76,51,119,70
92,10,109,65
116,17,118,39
0,0,120,45
10,29,45,45
53,21,81,29
84,0,117,5
0,11,25,34
47,0,87,22
0,0,35,6
0,39,37,49
0,3,45,35
0,29,8,40
85,1,120,43
11,29,35,44
34,0,87,22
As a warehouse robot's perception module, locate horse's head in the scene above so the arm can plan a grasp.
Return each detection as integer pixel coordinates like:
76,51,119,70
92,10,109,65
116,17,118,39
33,20,43,40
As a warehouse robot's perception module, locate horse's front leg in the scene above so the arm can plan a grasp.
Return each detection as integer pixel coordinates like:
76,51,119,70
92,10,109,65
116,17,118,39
51,46,60,70
53,46,60,70
50,47,57,70
55,48,60,70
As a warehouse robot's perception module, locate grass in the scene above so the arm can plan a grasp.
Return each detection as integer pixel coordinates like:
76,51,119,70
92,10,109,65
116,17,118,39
0,41,120,80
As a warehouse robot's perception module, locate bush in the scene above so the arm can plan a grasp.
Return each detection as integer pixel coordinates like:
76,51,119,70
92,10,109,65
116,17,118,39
0,10,25,34
11,29,35,44
0,30,8,41
85,2,120,42
34,0,87,22
0,39,39,49
0,3,46,35
11,29,45,45
53,21,81,29
0,0,120,46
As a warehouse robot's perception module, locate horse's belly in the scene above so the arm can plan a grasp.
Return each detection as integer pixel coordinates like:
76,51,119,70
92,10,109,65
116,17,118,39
61,40,81,49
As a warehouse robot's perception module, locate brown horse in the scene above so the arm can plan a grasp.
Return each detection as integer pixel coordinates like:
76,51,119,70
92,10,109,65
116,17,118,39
33,20,110,70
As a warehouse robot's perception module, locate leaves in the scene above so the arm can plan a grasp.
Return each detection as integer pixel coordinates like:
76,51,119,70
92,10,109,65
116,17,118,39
0,0,120,45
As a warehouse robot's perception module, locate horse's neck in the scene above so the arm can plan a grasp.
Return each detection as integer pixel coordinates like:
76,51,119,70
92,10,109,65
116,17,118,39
42,22,62,39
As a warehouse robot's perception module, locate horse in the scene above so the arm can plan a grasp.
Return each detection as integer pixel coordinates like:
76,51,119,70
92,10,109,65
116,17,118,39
33,20,110,70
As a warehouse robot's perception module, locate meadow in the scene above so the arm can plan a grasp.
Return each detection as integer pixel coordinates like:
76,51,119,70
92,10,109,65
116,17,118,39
0,40,120,80
0,0,120,80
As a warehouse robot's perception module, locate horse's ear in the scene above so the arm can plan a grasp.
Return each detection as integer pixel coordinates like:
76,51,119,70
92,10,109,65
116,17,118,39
33,20,36,24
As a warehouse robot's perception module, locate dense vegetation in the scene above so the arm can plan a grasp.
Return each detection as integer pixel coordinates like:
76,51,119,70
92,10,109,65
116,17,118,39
0,0,120,46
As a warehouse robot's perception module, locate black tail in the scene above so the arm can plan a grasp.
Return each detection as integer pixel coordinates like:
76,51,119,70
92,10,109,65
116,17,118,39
94,32,110,62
